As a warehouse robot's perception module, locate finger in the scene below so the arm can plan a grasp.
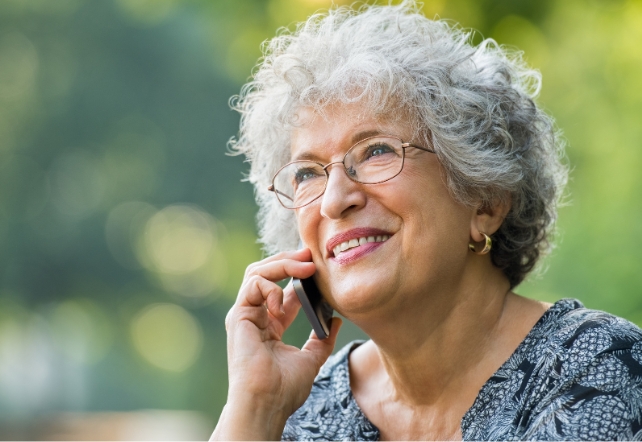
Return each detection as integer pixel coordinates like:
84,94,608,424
239,276,285,318
301,317,343,371
227,302,287,344
244,248,312,279
277,282,302,329
245,258,316,284
233,307,270,330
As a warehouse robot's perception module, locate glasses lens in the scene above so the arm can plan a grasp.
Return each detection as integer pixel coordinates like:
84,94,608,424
345,137,404,183
272,161,326,209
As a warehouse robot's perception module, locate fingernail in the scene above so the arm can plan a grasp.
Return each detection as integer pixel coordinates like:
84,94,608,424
280,307,285,316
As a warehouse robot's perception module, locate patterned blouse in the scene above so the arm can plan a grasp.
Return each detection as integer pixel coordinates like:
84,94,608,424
282,299,642,440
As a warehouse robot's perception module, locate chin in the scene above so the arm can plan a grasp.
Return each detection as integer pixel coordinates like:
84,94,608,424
323,274,395,317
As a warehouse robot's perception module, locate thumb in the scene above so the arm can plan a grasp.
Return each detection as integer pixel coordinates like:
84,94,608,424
301,317,343,371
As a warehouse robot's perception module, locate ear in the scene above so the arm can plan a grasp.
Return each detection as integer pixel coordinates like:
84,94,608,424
469,196,511,242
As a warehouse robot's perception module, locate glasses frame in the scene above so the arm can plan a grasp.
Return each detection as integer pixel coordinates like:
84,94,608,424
268,135,435,209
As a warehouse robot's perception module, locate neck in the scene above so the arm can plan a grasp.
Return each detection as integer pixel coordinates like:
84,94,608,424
347,259,516,406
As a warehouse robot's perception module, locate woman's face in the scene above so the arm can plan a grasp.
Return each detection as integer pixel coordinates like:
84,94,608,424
291,106,475,317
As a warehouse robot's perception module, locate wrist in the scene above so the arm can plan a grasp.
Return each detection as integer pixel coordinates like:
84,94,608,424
212,397,289,441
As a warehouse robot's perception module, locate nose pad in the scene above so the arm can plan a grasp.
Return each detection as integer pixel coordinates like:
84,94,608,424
319,162,366,219
344,165,358,180
322,160,347,176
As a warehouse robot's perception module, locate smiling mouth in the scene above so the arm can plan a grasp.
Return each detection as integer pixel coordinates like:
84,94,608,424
332,235,390,257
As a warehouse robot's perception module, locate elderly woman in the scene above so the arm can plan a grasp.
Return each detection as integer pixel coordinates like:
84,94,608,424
212,2,642,440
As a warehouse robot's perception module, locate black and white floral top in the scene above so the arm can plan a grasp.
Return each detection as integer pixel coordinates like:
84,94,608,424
282,299,642,440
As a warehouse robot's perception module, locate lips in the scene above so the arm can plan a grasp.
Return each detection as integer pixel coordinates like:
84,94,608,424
326,227,393,258
331,234,390,257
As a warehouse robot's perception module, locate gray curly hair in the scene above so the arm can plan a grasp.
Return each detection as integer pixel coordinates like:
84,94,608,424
229,0,568,288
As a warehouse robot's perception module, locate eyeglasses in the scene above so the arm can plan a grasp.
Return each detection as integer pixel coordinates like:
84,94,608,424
268,135,435,209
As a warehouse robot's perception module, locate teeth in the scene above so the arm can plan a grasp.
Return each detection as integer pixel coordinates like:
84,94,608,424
332,234,390,256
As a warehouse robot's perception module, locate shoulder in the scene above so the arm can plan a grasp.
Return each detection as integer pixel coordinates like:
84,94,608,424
533,299,642,379
512,298,642,364
464,298,642,440
282,340,379,441
529,300,642,439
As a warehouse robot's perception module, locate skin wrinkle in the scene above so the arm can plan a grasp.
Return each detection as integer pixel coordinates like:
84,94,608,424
231,0,566,288
377,291,502,405
293,105,524,374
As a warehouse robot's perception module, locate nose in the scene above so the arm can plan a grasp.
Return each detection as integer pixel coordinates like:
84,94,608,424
319,162,367,219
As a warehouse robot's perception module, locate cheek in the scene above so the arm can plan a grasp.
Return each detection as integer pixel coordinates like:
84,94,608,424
386,172,472,258
295,203,324,255
295,208,311,240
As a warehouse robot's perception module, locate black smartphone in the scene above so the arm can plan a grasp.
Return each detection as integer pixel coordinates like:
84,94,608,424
292,276,334,339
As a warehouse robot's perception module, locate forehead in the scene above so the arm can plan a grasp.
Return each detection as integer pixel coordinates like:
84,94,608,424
289,105,413,161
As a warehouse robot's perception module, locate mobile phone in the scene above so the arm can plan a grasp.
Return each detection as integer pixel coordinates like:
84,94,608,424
292,276,334,339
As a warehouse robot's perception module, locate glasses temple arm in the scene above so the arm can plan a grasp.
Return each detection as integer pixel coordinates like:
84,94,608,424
402,143,435,154
267,184,294,202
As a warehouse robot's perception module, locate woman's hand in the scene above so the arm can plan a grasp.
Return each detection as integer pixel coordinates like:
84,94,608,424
211,248,342,441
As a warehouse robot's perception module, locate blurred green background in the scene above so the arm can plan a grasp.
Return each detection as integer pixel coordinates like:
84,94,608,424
0,0,640,439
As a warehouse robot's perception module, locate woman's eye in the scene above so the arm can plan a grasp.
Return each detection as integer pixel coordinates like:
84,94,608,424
366,143,394,159
294,168,321,184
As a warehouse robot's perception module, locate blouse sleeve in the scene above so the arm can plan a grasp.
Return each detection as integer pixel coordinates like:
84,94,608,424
520,325,642,440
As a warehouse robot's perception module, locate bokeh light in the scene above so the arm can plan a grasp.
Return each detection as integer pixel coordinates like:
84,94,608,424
140,205,216,275
130,303,203,373
0,312,57,414
154,244,228,300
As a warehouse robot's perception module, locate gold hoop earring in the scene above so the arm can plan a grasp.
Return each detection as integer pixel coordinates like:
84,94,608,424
469,232,492,255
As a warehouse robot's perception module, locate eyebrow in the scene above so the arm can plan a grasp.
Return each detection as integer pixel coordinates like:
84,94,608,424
291,151,322,162
351,129,383,143
292,129,386,162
